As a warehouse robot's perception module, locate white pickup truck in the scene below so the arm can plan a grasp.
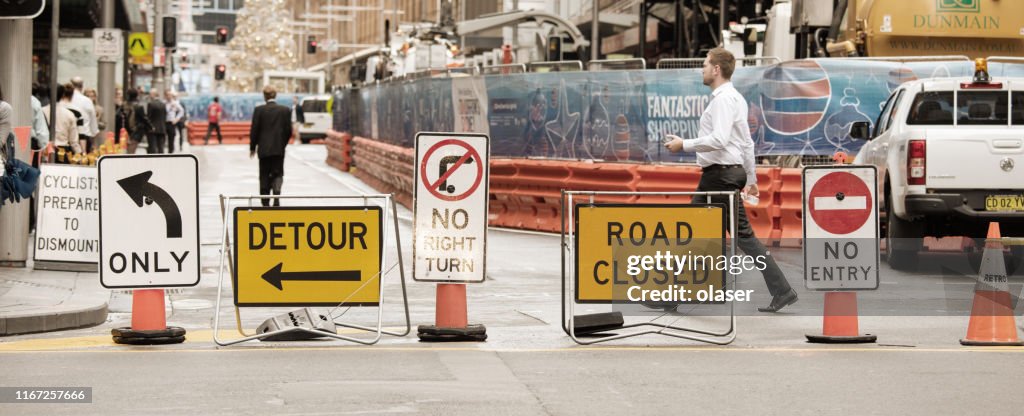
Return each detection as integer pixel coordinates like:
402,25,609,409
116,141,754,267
852,72,1024,270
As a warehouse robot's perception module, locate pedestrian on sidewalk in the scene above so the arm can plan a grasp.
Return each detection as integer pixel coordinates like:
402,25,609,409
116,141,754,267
664,47,798,313
145,89,167,154
124,88,150,154
204,96,223,144
164,90,184,153
70,77,98,153
42,84,83,163
0,83,11,150
249,85,291,207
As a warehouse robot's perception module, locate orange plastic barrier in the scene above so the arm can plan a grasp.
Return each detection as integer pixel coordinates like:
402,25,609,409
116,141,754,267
633,164,701,204
746,167,781,246
563,161,638,204
512,160,572,232
324,129,350,171
488,159,523,228
777,168,803,247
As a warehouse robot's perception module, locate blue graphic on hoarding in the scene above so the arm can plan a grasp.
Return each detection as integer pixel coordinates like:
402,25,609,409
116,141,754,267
334,59,987,161
179,94,302,122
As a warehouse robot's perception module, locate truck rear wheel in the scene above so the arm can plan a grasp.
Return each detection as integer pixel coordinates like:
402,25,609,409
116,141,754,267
886,193,923,271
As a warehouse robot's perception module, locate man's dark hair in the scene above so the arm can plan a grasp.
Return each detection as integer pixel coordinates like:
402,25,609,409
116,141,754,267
61,83,75,100
127,88,139,102
213,96,219,103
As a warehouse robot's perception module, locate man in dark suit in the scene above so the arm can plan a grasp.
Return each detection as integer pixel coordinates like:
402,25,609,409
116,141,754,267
145,89,167,154
250,85,293,207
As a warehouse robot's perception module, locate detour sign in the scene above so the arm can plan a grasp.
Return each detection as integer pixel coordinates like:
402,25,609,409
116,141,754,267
574,204,725,303
233,206,382,306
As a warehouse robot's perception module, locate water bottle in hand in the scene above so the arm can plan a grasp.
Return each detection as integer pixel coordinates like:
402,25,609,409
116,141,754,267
741,191,759,205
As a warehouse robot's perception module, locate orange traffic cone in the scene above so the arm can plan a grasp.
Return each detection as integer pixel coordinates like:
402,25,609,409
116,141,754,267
111,289,186,345
806,292,877,343
418,284,487,342
961,223,1023,346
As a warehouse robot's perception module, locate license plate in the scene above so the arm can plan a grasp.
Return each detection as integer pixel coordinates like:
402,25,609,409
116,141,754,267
985,195,1024,211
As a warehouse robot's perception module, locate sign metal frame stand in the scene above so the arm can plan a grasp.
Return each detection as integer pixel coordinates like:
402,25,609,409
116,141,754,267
212,194,411,346
561,190,739,346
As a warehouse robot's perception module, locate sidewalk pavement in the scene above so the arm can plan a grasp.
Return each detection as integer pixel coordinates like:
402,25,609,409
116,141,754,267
0,259,108,335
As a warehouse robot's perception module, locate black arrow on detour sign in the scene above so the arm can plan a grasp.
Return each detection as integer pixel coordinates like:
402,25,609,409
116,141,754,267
261,263,362,290
117,171,182,238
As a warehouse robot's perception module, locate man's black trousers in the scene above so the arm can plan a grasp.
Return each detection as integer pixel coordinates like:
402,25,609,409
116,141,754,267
258,155,284,207
691,165,793,297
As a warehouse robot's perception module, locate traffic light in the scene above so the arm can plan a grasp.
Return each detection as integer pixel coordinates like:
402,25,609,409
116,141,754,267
307,36,317,54
215,26,229,44
163,16,177,48
214,64,226,80
547,35,562,61
0,0,44,18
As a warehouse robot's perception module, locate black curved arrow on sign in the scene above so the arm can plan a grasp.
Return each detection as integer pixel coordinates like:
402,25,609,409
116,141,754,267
117,171,182,238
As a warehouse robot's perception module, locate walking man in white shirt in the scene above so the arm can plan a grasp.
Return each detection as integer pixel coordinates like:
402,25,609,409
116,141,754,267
664,48,798,313
70,76,99,152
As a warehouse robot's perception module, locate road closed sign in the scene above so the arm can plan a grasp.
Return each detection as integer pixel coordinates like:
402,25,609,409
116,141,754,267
575,204,726,303
413,132,489,283
234,207,382,306
98,155,200,288
803,166,879,290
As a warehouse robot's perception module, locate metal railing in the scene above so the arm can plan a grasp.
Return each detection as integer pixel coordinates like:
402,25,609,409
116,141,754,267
820,55,971,63
481,63,527,75
527,60,584,73
656,56,781,69
587,58,646,71
447,66,480,77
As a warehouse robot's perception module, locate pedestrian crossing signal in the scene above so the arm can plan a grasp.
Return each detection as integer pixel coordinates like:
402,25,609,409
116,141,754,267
307,36,317,54
215,64,226,80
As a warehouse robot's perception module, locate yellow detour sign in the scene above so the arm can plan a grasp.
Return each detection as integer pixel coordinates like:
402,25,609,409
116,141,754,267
128,32,152,64
233,207,382,306
574,204,725,303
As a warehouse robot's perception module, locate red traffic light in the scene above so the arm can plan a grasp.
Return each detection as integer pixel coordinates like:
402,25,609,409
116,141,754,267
215,26,229,44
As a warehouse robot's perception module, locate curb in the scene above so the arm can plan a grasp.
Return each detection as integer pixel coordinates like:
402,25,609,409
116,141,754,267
0,303,109,336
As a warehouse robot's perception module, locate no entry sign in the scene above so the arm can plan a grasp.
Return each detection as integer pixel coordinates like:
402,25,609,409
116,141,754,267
803,166,879,290
413,132,489,283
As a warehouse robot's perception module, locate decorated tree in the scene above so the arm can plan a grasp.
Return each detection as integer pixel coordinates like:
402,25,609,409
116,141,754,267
225,0,299,92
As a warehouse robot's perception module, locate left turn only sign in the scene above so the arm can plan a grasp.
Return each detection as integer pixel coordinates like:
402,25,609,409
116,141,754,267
234,207,382,306
99,155,200,288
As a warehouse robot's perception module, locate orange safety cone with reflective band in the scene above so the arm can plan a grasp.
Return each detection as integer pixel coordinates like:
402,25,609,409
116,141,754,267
418,284,487,342
112,289,186,345
806,292,877,343
961,223,1023,346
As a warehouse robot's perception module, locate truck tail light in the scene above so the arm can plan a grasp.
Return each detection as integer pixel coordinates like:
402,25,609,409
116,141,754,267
908,140,926,186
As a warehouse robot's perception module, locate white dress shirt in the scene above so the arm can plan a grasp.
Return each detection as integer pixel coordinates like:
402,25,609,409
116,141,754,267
71,90,98,137
42,102,83,153
682,82,757,186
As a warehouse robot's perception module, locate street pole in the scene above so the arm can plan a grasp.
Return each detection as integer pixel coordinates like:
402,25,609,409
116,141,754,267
153,0,165,95
591,0,599,61
49,0,60,143
97,0,116,146
0,17,35,266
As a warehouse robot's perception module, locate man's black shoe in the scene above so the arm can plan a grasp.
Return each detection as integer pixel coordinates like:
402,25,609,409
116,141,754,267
757,290,798,313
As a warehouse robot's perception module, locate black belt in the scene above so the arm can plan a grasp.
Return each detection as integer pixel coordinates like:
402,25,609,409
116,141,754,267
701,164,743,173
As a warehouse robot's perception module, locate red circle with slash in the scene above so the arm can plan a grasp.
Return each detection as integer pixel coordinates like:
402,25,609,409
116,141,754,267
419,139,483,202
